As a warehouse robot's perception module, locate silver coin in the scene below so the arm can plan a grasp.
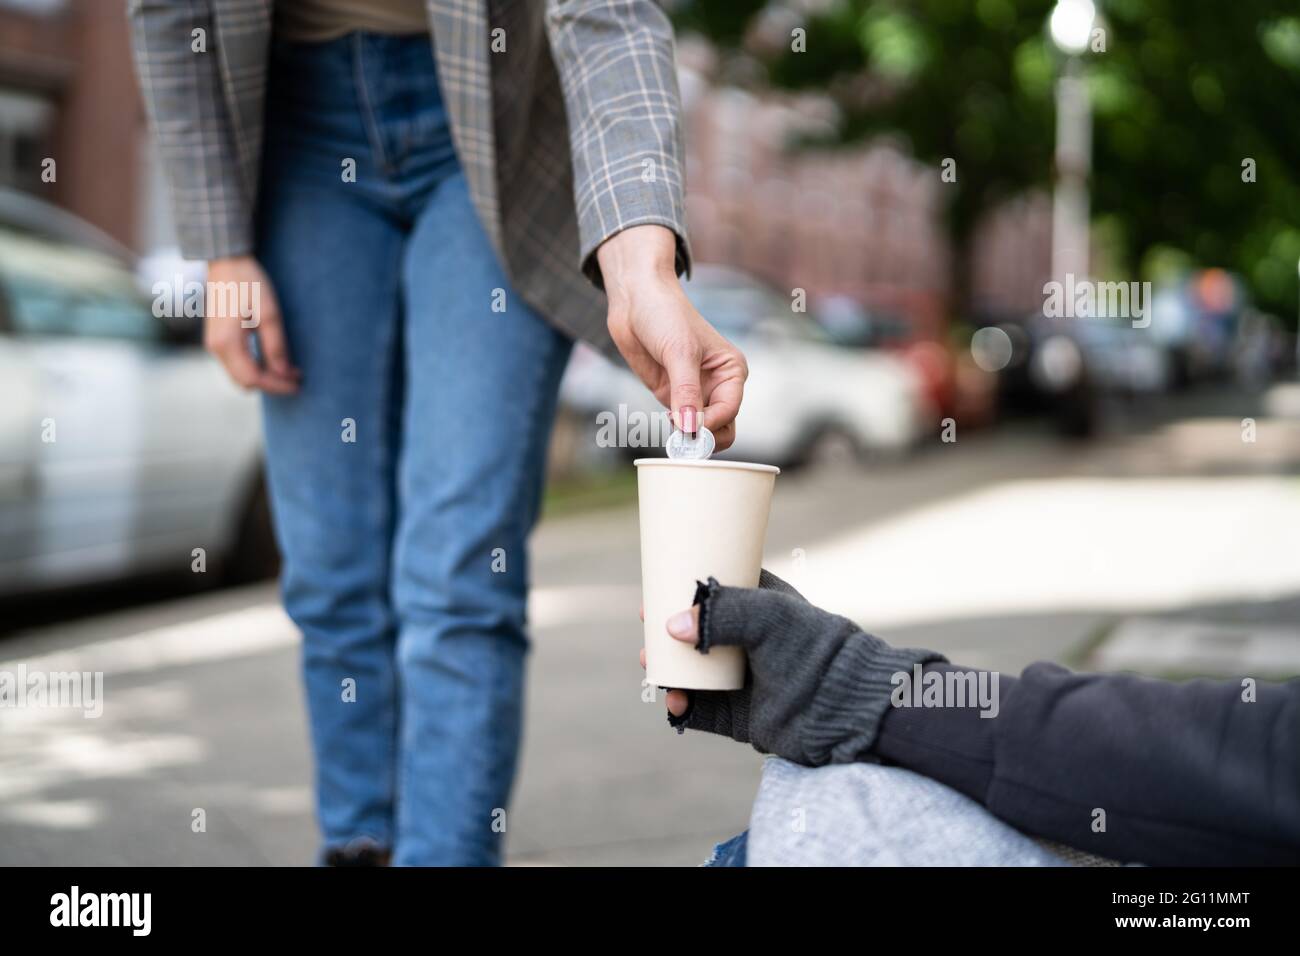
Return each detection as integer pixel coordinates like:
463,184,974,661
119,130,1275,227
665,425,715,461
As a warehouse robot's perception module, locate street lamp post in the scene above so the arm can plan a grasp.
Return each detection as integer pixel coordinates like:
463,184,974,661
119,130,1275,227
1048,0,1096,294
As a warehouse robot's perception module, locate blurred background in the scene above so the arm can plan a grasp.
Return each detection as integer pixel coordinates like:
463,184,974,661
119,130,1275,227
1,0,1299,865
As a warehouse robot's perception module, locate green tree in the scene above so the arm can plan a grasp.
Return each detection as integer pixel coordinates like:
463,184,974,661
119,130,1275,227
673,0,1300,322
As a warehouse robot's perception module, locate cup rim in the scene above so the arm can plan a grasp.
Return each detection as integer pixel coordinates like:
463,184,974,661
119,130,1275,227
633,458,780,475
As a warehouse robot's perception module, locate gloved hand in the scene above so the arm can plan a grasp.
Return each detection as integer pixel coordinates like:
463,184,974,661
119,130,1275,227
654,570,946,767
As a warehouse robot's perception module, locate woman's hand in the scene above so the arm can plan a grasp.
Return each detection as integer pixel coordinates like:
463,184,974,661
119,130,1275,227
597,225,746,450
204,256,301,394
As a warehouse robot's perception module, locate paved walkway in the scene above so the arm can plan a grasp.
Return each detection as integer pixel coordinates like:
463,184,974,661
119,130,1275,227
3,400,1298,865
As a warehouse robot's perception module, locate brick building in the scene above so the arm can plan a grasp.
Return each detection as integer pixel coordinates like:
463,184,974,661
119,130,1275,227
678,42,1053,340
0,0,167,252
0,4,1052,328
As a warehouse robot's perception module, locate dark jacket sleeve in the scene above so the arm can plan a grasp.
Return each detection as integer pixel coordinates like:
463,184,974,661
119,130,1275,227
872,662,1300,866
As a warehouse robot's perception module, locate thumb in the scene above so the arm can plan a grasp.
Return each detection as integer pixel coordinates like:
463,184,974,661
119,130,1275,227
663,341,703,433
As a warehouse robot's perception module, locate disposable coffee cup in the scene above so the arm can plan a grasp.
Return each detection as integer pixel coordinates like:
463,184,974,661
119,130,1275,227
635,458,780,690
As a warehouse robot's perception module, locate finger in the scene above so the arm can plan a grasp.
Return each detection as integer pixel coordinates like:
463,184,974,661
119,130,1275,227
218,336,299,395
639,647,646,669
626,349,669,407
666,689,690,717
256,311,300,380
666,606,699,644
662,340,704,432
709,421,736,452
213,335,262,390
253,366,301,395
639,602,644,622
702,372,744,435
608,317,667,402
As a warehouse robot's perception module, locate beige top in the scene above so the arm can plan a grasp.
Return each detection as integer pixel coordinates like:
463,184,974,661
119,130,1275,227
275,0,429,43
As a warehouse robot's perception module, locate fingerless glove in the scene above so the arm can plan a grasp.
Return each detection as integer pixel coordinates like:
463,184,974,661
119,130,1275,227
669,570,947,766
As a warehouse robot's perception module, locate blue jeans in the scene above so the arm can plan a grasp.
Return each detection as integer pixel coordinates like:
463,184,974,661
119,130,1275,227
254,33,572,865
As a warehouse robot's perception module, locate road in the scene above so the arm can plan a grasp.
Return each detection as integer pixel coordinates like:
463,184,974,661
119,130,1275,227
3,390,1300,865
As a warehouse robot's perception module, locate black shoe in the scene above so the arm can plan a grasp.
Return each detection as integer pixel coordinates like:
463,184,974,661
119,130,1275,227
323,838,391,866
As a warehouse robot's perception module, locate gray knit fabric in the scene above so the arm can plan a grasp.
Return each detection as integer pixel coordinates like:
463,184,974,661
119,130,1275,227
670,571,946,766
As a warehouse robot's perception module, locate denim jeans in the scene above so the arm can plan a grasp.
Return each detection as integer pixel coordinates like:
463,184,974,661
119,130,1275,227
255,33,572,865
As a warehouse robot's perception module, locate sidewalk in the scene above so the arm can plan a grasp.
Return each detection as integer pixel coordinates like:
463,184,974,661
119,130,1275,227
3,410,1297,864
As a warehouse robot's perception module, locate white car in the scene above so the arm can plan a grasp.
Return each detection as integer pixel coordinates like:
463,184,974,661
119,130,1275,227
561,266,936,466
0,196,272,599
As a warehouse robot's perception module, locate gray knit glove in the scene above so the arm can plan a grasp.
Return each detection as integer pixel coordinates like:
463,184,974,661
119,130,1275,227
667,570,947,767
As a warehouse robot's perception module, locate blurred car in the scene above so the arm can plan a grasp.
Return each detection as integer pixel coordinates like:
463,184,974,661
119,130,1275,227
1151,271,1280,388
561,266,937,466
814,294,914,349
813,293,998,426
985,310,1170,437
0,190,274,598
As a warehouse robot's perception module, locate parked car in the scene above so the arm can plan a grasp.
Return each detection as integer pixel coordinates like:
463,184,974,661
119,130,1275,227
561,266,937,467
1151,271,1285,389
0,191,274,598
813,294,997,427
986,309,1170,437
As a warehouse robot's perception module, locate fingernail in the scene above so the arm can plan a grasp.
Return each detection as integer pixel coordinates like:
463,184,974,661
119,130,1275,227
679,406,698,436
667,610,695,639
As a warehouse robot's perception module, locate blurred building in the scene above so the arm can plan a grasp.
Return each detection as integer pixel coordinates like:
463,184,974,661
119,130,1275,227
683,83,950,340
679,41,1053,340
969,192,1055,319
0,0,165,251
1,2,1052,325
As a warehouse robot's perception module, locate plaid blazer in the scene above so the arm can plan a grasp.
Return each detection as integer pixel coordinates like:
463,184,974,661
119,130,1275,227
127,0,693,358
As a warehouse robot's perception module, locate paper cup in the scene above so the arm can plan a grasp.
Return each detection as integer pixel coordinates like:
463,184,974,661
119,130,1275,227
635,458,780,690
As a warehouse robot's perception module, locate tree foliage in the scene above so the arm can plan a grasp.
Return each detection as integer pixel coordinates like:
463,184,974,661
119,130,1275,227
673,0,1300,320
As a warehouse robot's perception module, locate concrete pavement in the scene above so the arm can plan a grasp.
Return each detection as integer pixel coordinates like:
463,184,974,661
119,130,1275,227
3,396,1299,865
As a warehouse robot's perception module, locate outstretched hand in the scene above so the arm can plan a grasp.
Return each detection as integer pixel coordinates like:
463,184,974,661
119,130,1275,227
597,225,746,449
638,570,947,767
